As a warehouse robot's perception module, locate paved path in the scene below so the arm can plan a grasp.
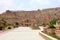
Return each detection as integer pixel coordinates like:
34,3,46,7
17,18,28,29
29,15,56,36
0,27,45,40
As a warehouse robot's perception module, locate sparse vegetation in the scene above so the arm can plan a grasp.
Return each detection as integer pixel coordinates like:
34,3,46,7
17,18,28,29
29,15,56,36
0,17,17,31
43,32,60,40
48,24,55,28
0,8,60,26
7,26,13,29
0,26,3,30
14,22,19,28
50,18,58,25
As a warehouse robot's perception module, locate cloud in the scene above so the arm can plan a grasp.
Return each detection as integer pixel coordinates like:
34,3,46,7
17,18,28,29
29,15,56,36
15,3,25,10
30,0,50,6
0,0,13,9
29,0,51,9
0,0,60,13
0,0,14,12
0,0,25,13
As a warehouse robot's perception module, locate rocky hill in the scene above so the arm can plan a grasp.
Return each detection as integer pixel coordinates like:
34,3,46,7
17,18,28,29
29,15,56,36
0,7,60,25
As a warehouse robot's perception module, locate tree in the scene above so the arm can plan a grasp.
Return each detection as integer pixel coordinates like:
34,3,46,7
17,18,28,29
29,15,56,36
14,22,19,28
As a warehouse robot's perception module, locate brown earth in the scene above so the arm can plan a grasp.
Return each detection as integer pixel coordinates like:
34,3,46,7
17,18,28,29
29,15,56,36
0,7,60,25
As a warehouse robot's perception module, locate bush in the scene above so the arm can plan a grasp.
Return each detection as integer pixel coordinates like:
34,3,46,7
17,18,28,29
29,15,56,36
14,22,19,27
48,24,55,29
58,27,60,30
8,27,11,29
0,26,3,30
5,26,13,30
50,18,58,25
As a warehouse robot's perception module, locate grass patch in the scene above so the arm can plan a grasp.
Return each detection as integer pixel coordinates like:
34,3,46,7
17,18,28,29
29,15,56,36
42,31,60,40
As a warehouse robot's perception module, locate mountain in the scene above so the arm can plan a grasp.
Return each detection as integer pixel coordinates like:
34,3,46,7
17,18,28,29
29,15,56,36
0,7,60,25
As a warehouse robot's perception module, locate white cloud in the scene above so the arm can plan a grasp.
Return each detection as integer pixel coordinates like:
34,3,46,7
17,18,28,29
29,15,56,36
0,0,60,13
0,0,14,13
30,0,51,8
0,0,13,8
16,3,25,10
0,0,26,13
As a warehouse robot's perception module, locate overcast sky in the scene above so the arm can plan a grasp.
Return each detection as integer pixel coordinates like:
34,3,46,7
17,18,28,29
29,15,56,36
0,0,60,13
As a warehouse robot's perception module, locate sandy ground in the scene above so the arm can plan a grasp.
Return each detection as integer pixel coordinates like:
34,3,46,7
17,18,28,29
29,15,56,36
0,27,45,40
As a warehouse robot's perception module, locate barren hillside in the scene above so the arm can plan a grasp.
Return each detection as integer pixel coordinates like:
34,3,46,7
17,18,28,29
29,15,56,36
0,7,60,25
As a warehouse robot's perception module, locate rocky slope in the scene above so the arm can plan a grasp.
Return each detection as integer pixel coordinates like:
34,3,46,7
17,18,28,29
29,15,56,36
0,7,60,25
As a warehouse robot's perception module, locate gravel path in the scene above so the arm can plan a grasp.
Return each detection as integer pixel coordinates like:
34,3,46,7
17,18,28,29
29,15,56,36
0,27,45,40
